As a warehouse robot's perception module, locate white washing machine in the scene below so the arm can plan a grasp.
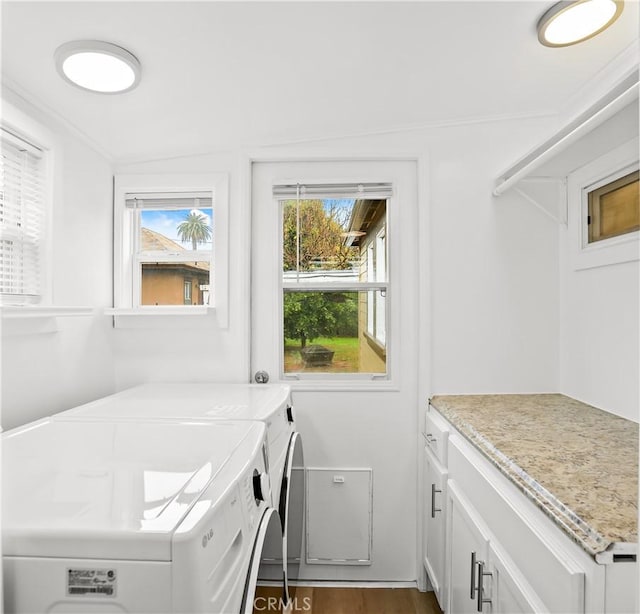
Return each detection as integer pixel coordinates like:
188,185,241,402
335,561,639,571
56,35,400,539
58,383,304,598
2,417,284,613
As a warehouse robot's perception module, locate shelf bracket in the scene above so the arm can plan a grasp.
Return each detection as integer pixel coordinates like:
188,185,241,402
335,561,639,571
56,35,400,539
512,177,567,225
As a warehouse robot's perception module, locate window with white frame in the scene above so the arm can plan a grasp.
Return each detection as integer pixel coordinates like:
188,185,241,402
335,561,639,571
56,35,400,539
0,127,48,305
568,138,639,271
276,182,390,377
587,168,639,244
114,174,228,313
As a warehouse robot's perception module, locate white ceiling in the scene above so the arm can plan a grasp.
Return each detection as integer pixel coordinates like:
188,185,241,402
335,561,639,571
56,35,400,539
2,1,638,163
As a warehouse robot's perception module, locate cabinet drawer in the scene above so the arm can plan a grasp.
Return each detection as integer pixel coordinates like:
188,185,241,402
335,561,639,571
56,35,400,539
448,434,589,614
425,405,449,466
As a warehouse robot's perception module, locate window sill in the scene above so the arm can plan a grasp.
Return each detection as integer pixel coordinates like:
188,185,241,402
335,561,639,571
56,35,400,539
1,306,96,336
104,306,213,316
284,381,399,392
0,306,96,319
105,306,219,329
573,232,639,271
281,373,395,391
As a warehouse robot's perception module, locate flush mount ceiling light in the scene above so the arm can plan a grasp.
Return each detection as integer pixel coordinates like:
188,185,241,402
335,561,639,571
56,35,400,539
537,0,624,47
54,40,141,93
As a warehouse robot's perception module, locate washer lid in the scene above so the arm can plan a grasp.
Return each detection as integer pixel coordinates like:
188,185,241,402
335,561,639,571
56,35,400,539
2,418,265,561
60,382,292,422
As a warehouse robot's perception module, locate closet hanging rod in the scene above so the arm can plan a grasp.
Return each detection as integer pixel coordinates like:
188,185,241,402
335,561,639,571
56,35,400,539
493,71,639,197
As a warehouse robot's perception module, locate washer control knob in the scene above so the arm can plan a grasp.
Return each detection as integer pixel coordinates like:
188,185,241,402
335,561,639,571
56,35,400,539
252,470,270,505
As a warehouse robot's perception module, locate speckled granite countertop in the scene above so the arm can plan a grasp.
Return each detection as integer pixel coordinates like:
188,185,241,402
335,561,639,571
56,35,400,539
429,394,638,558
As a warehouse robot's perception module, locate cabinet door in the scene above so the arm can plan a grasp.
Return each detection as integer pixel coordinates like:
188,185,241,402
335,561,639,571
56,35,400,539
490,542,548,614
446,481,490,614
423,445,447,606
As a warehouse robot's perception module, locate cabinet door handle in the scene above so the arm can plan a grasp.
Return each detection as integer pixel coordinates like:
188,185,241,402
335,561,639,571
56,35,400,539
470,551,477,599
476,560,492,612
431,483,442,518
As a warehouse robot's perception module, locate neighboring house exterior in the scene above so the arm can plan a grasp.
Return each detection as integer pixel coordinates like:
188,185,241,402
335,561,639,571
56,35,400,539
140,228,209,305
347,199,387,373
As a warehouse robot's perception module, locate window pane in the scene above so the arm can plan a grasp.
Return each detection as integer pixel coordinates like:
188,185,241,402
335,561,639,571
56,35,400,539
282,198,386,282
1,132,45,301
376,231,386,281
375,289,386,344
140,263,210,306
0,239,39,296
139,207,213,252
364,290,376,336
283,291,386,374
588,171,639,243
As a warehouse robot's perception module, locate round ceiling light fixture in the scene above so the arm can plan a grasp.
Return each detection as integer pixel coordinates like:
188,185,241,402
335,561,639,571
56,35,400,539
537,0,624,47
54,40,141,93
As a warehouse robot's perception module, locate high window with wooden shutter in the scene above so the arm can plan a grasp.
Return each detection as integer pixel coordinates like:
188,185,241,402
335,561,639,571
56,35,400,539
588,170,639,243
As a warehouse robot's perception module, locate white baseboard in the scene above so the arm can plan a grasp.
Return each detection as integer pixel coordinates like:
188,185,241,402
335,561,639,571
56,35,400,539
289,580,419,589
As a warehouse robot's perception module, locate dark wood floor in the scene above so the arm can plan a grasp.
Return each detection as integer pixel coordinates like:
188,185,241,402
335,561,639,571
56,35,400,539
254,586,443,614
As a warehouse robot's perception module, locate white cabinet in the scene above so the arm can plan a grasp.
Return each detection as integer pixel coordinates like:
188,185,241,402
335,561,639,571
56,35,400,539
490,542,547,614
425,403,639,613
446,481,490,614
446,431,590,613
423,444,447,605
446,481,547,614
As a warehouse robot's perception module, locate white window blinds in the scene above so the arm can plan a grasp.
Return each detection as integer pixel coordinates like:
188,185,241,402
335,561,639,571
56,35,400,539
0,128,46,302
273,182,393,199
124,192,213,209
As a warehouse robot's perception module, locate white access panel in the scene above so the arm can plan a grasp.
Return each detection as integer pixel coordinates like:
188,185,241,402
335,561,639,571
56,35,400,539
305,468,372,565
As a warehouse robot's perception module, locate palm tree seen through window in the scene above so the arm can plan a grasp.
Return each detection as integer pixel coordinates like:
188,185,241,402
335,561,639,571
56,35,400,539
177,211,212,250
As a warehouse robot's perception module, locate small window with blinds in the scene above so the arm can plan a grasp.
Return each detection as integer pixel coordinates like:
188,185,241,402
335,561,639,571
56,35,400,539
124,192,213,307
0,128,47,304
275,182,391,377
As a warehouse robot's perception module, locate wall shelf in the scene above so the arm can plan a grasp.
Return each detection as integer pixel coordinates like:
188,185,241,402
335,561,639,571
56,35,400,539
0,306,97,336
104,306,222,330
493,71,639,198
0,306,96,319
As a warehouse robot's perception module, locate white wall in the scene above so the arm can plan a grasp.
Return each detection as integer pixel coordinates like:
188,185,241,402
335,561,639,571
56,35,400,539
1,91,115,431
112,152,249,389
426,122,561,395
111,100,638,428
558,153,640,426
559,258,639,422
114,115,561,395
547,105,639,423
270,117,561,396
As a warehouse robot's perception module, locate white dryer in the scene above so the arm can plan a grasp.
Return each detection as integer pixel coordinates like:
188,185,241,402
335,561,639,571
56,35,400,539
2,418,283,614
58,383,304,597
